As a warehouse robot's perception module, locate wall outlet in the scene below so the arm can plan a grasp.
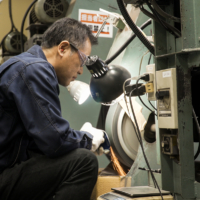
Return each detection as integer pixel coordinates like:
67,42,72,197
146,64,156,101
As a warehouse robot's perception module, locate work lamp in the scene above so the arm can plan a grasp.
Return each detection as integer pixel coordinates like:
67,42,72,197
86,55,131,103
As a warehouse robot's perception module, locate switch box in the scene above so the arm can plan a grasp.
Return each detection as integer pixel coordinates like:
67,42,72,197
161,134,178,155
156,68,178,129
146,64,156,101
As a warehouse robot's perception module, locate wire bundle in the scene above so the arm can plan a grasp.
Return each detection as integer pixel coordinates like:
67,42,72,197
141,0,181,37
123,76,163,200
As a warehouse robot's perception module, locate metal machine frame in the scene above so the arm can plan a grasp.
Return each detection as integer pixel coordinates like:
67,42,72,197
153,1,200,199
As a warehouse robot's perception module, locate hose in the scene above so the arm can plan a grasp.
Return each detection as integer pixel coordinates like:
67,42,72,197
9,0,17,31
117,0,155,55
151,0,180,23
144,0,180,37
140,6,181,37
105,19,152,65
20,0,38,52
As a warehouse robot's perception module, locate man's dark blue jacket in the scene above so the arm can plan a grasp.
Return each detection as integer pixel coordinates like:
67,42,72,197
0,45,93,174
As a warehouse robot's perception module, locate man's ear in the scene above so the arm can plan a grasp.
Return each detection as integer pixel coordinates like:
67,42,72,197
58,40,70,56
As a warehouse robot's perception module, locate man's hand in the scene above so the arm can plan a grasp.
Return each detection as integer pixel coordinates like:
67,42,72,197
80,122,105,153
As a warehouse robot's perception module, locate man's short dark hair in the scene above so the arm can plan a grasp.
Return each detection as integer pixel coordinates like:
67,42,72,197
41,18,98,49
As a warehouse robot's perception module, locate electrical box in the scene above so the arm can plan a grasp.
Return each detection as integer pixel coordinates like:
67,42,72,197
161,134,178,155
156,68,178,129
146,64,156,101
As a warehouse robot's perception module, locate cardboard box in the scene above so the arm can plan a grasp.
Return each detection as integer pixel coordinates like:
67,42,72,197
90,175,131,200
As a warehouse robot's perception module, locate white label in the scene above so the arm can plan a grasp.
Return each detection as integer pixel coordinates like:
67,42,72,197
79,9,113,38
163,71,171,78
147,66,153,71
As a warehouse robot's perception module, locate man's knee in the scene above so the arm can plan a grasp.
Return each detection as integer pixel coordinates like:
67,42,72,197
73,148,98,171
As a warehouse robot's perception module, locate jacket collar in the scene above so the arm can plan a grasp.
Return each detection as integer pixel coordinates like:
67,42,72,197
27,45,47,61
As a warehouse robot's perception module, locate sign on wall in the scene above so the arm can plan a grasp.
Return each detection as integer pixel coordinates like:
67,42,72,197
79,9,113,38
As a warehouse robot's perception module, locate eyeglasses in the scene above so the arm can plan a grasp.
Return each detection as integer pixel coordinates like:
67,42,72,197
69,43,88,67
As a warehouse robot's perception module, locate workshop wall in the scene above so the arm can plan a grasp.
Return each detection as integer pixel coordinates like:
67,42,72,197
0,0,32,39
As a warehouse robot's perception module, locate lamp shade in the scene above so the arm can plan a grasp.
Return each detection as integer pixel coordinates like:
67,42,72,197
66,80,90,104
86,56,131,103
90,64,131,103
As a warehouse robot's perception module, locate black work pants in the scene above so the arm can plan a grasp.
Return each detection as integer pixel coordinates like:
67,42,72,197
0,148,98,200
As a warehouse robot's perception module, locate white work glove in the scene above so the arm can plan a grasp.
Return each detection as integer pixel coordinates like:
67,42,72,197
80,122,105,154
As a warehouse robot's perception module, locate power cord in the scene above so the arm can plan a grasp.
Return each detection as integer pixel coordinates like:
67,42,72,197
128,90,164,200
122,77,161,193
149,100,157,111
136,76,157,116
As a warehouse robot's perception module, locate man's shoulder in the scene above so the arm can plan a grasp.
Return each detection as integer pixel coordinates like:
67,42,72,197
15,51,48,66
0,53,57,88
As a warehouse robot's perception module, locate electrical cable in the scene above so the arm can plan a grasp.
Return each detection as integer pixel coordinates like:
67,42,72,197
146,53,157,111
129,91,156,187
140,6,181,37
138,50,149,76
144,0,180,37
105,19,152,65
122,77,158,188
136,77,157,116
122,88,156,188
193,108,200,160
129,90,164,200
149,100,157,111
151,0,180,23
20,0,37,52
117,0,155,55
148,53,152,65
139,95,156,115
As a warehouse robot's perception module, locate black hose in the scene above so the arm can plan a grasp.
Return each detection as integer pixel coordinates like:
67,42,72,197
151,0,180,23
140,6,181,37
117,0,155,55
144,0,180,37
20,0,37,52
193,108,200,160
9,0,17,31
105,19,152,65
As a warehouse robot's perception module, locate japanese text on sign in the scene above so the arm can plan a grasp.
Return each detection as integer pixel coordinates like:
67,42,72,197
79,9,113,38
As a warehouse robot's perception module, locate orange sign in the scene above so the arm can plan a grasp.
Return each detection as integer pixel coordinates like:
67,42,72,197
80,13,110,25
79,9,113,38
